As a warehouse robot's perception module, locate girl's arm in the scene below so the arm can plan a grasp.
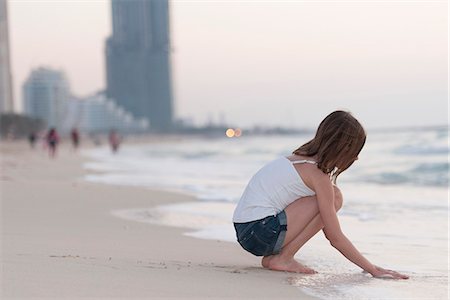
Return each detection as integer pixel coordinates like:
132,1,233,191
312,173,408,279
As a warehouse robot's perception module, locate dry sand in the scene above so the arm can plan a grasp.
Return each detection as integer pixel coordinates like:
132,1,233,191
0,140,316,299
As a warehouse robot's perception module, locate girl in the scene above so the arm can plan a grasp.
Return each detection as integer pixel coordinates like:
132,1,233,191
233,111,408,279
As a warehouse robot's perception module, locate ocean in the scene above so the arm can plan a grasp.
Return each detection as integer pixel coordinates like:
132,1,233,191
82,126,448,300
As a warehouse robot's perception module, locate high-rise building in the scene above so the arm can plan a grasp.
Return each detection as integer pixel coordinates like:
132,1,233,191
105,0,173,132
0,0,14,113
66,93,149,134
23,68,70,128
23,67,147,133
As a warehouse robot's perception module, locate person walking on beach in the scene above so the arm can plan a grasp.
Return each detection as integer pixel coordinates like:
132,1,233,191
46,128,60,158
70,128,80,150
28,131,37,149
233,110,409,279
108,129,121,153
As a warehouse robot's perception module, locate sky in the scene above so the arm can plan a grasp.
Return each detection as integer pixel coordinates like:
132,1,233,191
8,0,449,130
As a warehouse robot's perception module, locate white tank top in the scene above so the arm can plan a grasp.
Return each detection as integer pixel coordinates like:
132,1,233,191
232,157,316,223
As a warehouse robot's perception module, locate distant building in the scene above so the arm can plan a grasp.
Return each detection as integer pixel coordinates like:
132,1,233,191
23,68,70,128
67,93,149,134
23,66,147,134
0,0,14,113
105,0,174,132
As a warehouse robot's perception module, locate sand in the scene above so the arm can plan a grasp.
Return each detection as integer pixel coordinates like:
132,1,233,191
0,140,316,299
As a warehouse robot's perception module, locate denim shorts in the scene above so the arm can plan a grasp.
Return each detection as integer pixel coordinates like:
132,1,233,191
233,211,287,257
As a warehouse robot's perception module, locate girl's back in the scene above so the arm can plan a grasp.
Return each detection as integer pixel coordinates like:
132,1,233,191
232,157,315,223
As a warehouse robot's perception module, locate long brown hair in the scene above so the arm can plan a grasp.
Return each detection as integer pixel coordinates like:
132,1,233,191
293,110,366,183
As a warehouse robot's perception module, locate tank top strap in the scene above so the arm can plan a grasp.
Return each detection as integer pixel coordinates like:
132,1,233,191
290,159,317,165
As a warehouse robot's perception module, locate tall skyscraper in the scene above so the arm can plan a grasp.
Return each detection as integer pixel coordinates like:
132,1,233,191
23,68,70,128
106,0,173,132
0,0,14,113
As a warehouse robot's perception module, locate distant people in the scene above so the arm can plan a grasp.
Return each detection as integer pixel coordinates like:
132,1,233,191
46,128,60,158
70,128,80,150
108,129,121,153
28,132,37,148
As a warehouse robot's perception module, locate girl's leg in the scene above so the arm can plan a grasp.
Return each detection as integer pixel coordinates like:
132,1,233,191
262,186,343,273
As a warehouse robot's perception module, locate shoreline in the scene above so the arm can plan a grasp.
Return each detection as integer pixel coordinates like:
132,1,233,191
1,141,317,299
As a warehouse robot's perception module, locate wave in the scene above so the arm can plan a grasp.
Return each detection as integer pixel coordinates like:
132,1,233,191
394,145,449,156
362,162,449,187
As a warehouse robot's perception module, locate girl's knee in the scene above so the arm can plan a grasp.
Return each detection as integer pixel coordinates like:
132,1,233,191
333,186,343,211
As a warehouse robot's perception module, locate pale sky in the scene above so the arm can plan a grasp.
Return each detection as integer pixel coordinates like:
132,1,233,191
8,0,448,129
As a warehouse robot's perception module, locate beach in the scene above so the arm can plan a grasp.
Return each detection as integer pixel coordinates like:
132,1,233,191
0,140,316,299
2,127,448,300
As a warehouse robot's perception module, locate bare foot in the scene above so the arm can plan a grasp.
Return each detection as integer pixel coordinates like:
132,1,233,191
266,254,317,274
261,256,272,269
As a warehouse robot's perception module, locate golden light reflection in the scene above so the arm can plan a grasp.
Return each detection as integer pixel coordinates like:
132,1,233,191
225,128,243,138
225,128,235,138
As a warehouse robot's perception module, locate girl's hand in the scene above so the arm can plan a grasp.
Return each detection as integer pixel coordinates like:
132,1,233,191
370,265,409,279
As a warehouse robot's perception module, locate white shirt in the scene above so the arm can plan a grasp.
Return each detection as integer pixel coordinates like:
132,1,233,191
232,157,316,223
